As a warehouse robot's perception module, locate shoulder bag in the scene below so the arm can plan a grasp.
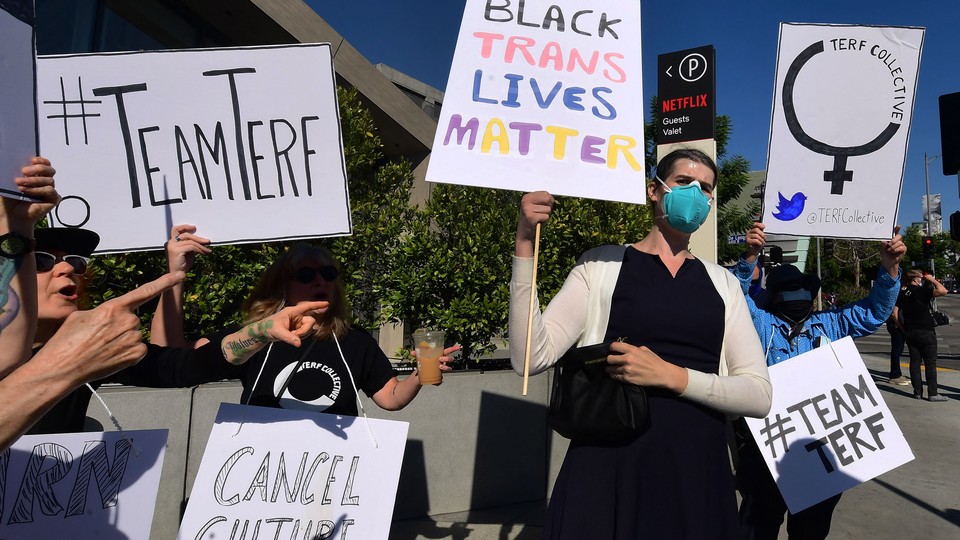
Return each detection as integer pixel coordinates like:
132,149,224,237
547,340,650,444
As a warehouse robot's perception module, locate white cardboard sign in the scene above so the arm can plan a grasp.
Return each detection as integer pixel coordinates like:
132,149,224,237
427,0,646,204
744,337,914,512
0,1,38,199
0,429,168,540
37,44,351,254
763,23,924,240
178,403,409,540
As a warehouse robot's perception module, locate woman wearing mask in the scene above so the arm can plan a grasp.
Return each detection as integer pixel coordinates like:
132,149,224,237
152,235,458,416
510,148,772,539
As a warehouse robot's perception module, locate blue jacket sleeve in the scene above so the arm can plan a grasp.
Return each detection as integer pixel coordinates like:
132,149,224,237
819,268,900,340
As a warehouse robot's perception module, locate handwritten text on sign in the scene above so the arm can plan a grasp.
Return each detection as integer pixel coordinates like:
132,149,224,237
744,337,913,513
763,24,923,240
38,44,351,254
427,0,646,204
0,430,167,540
178,404,408,540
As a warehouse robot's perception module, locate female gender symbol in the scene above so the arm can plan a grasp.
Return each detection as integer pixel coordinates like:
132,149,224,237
782,41,900,195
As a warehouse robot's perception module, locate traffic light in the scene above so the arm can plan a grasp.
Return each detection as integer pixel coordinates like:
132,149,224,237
822,238,835,258
951,211,960,242
922,236,934,259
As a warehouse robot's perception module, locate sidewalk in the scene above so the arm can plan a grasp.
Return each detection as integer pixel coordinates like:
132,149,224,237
391,352,960,540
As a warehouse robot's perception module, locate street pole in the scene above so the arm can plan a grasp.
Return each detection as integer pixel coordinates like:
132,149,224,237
925,153,940,275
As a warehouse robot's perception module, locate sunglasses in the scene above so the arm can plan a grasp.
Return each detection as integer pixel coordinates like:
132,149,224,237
293,265,339,284
35,251,90,275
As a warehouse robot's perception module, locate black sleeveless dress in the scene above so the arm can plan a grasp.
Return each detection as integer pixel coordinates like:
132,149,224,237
544,248,738,539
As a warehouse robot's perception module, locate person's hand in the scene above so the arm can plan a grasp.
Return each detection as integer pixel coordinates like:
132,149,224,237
516,191,554,257
258,301,329,343
34,272,185,383
880,225,906,277
744,222,766,260
164,224,211,274
604,341,688,394
517,191,554,242
411,344,461,386
1,157,60,232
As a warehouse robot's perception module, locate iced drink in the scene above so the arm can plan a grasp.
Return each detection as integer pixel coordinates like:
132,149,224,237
413,329,444,385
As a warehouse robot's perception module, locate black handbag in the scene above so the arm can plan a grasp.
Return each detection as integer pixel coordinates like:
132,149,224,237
547,341,650,444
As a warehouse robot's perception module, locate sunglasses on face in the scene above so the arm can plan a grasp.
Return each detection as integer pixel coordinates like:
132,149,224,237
293,265,339,284
35,251,90,275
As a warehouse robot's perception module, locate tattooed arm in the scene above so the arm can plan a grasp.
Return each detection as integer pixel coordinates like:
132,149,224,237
219,302,328,365
0,158,60,379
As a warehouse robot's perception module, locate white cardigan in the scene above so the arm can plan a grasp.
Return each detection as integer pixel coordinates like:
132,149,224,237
509,245,772,418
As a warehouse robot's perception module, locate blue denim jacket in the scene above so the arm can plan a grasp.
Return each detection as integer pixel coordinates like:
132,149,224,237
731,257,900,366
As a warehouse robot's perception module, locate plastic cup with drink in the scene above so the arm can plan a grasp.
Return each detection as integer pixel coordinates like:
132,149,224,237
413,329,445,385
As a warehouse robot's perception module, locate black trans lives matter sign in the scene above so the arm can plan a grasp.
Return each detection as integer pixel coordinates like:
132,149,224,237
657,45,715,144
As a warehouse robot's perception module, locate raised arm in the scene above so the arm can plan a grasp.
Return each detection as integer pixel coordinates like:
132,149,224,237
150,224,210,348
0,157,60,378
219,301,329,365
0,272,183,450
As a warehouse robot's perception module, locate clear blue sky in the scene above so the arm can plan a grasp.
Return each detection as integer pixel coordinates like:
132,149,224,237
307,0,958,232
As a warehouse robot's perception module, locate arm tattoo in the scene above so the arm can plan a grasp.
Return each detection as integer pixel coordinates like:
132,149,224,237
0,258,21,333
222,320,274,362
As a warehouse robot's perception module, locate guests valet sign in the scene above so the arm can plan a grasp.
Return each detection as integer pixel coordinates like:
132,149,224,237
763,24,924,240
37,44,351,254
428,0,647,204
744,337,913,512
178,404,408,540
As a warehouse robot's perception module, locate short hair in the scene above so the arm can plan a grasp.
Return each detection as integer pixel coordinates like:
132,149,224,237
654,148,719,188
906,269,924,280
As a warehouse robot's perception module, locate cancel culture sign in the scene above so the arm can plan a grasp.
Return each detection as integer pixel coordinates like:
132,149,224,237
178,404,409,540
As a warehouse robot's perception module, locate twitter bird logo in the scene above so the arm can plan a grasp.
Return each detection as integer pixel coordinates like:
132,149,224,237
771,191,807,221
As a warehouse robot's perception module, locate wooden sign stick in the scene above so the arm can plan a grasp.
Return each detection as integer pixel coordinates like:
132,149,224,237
522,223,541,396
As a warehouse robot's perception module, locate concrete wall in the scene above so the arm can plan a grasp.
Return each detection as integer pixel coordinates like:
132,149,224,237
85,370,568,539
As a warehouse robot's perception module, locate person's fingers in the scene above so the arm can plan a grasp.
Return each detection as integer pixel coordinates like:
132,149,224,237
270,326,303,347
293,315,319,337
287,301,329,317
442,344,462,356
111,272,186,310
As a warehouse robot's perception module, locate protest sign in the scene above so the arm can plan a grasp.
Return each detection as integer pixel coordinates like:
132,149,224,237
744,337,913,512
0,429,167,540
178,403,408,540
37,43,350,254
763,24,924,240
427,0,646,204
0,0,38,199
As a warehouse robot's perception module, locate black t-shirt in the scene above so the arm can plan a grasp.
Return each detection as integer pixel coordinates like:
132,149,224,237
208,326,396,416
899,284,935,331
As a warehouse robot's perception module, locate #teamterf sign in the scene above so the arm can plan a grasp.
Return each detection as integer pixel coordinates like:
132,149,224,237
0,430,168,540
0,0,37,199
763,24,924,240
428,0,646,204
744,337,913,512
37,44,351,254
178,404,408,540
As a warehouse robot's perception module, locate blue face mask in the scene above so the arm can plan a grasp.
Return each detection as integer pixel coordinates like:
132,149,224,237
657,177,712,233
